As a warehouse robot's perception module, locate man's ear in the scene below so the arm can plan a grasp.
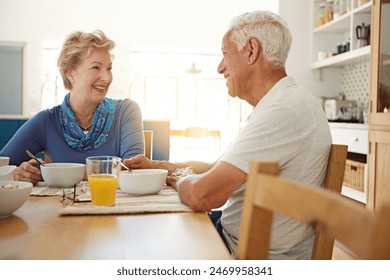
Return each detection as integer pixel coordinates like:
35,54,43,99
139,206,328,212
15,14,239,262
247,37,260,64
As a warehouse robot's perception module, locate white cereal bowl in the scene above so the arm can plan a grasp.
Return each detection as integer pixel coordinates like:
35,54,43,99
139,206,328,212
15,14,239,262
41,163,85,188
0,181,33,218
119,169,168,195
0,165,16,181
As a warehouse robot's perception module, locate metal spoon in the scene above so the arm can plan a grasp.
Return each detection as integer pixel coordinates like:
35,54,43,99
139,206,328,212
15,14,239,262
25,150,45,166
120,161,132,172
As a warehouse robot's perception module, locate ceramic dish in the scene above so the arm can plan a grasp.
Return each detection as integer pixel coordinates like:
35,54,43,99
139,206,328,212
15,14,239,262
0,181,33,218
119,169,168,195
41,163,85,188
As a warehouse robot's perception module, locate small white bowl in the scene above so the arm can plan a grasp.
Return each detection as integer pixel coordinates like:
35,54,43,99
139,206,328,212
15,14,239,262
0,165,16,181
0,156,10,167
41,163,85,188
0,181,33,218
119,169,168,195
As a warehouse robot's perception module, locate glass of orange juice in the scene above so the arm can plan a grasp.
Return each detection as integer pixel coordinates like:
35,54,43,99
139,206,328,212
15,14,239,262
86,156,121,206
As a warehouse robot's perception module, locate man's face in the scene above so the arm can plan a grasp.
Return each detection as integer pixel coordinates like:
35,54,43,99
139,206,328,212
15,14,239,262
217,31,249,99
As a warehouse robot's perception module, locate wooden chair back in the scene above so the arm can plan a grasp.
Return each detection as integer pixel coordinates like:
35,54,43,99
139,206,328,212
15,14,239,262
237,144,349,260
144,130,153,160
184,127,210,138
312,144,348,259
236,161,390,260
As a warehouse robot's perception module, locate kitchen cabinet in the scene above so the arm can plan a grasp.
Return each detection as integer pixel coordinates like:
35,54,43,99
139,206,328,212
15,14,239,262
368,129,390,210
311,0,372,69
329,122,368,203
311,1,372,204
329,123,368,154
367,0,390,211
369,0,390,125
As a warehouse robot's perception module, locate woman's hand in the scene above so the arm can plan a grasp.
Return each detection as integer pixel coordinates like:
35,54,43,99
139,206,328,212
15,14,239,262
14,159,43,185
123,154,153,169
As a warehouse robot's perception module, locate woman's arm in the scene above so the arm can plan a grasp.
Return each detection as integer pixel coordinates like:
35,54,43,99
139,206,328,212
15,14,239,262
123,154,214,175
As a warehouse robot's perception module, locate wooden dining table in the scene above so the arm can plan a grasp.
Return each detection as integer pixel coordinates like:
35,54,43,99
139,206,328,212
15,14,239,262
0,195,231,260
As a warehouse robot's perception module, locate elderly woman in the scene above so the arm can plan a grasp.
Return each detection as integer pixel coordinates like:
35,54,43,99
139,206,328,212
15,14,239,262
0,30,144,184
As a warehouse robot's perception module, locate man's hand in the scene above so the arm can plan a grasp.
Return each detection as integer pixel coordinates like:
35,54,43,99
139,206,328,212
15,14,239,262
167,167,193,191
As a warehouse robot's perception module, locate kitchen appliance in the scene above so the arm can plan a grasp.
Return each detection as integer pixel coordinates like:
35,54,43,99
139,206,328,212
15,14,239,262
324,99,358,121
356,22,370,48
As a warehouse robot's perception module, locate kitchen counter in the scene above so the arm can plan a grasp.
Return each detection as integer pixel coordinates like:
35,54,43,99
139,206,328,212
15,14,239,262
328,122,368,130
0,114,31,120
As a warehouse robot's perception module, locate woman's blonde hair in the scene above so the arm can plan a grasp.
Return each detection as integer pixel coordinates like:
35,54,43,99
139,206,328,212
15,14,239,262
57,30,115,90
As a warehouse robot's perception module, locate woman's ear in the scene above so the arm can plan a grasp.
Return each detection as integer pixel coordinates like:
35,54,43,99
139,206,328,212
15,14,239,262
66,70,74,84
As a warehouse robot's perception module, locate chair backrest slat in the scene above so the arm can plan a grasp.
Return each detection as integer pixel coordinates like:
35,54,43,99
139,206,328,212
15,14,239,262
312,144,348,259
144,130,153,160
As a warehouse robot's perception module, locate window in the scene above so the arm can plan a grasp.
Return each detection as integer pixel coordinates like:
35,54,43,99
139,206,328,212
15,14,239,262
0,44,23,114
129,50,244,161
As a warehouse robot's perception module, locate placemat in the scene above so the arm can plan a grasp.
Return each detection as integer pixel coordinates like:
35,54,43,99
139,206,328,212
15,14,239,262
59,186,192,216
31,181,86,196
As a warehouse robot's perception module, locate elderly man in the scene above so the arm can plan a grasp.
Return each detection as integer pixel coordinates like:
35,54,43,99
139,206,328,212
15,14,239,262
124,10,331,259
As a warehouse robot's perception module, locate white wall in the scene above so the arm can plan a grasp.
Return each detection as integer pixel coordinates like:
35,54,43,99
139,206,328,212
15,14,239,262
2,0,342,115
279,0,342,99
0,0,279,115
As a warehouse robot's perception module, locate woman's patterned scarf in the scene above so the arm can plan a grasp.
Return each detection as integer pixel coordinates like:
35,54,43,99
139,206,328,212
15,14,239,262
59,93,115,150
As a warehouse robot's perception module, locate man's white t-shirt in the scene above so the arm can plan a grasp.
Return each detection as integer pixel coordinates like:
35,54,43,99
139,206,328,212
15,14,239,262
220,76,332,259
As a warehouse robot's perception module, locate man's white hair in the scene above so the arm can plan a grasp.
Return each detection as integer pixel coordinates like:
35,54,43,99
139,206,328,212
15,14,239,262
228,10,292,69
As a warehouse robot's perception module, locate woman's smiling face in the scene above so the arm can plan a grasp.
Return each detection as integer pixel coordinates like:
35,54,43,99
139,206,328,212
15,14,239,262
69,48,113,103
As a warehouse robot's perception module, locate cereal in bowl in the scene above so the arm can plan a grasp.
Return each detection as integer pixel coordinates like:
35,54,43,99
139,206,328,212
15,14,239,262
0,183,21,191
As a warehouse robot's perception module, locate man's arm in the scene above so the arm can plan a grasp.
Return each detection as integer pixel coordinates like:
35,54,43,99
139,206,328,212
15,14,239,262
177,161,247,212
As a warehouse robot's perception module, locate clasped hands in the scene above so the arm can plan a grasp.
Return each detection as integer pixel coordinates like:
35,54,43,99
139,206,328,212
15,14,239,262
123,154,193,190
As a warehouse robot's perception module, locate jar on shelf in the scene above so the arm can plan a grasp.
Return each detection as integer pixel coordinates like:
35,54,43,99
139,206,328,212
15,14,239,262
339,0,346,16
358,0,370,6
324,2,333,23
346,0,351,12
317,2,326,27
333,0,340,18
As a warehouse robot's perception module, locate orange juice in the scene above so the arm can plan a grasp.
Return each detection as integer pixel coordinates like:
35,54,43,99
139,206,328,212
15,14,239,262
88,174,118,206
